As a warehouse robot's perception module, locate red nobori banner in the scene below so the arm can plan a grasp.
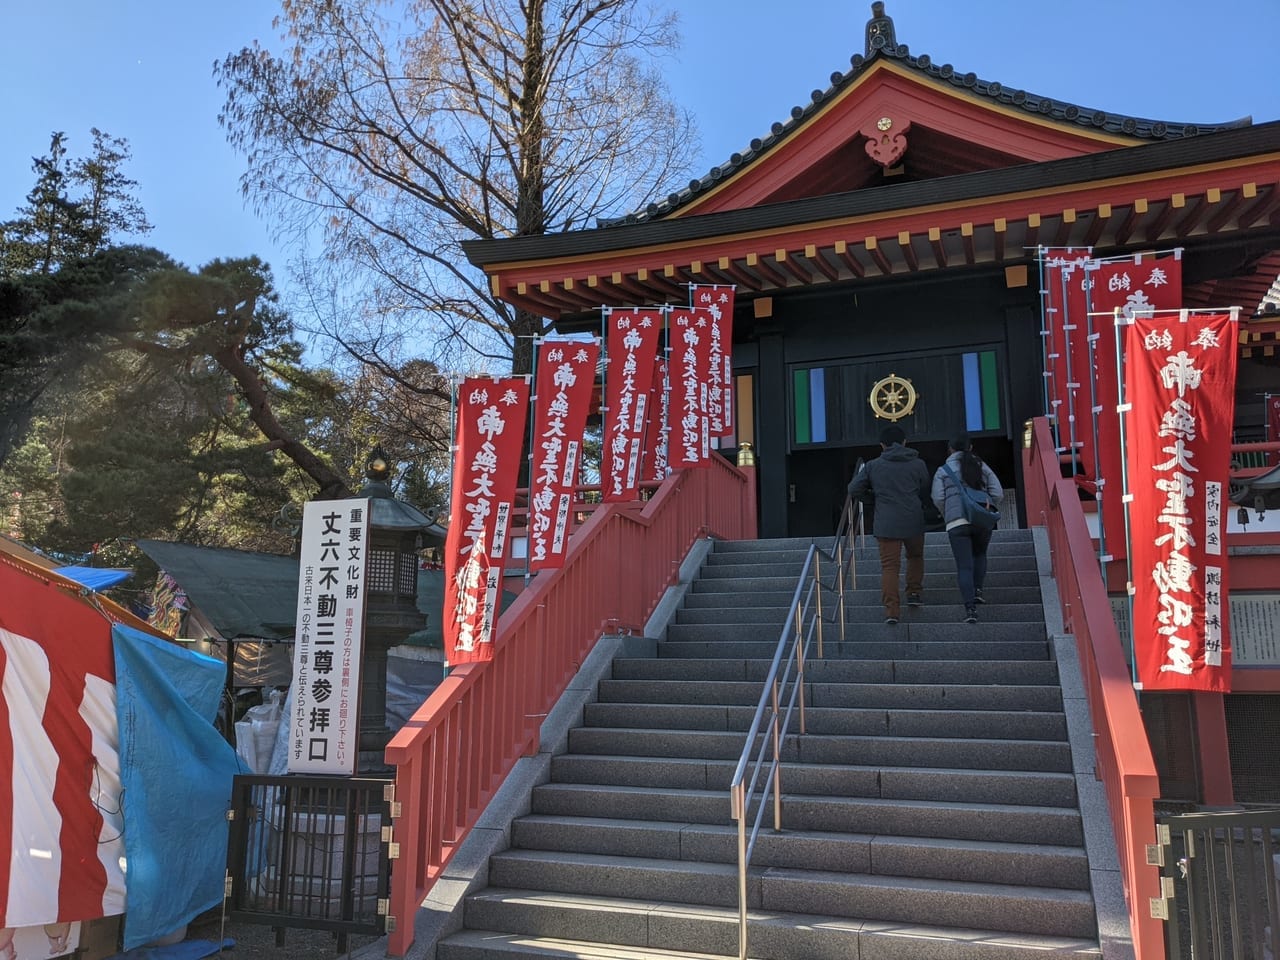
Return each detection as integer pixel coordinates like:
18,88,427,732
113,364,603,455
670,305,716,468
1042,249,1091,453
690,285,735,437
1125,311,1237,691
641,355,671,483
528,338,600,572
444,376,530,664
1085,251,1183,561
602,307,662,502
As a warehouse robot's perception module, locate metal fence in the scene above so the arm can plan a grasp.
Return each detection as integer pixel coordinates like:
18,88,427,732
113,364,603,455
226,774,394,943
1155,807,1280,959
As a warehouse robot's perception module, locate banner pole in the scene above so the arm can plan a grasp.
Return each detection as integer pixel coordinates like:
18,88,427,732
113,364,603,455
1083,261,1107,574
1112,307,1139,689
447,375,459,504
444,376,459,677
1087,244,1184,266
662,306,673,478
663,348,672,479
1037,247,1057,450
524,338,543,585
600,306,610,494
1059,261,1080,477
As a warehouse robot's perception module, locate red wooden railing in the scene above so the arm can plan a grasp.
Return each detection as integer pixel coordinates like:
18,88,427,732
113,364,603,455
383,456,757,955
1023,416,1163,959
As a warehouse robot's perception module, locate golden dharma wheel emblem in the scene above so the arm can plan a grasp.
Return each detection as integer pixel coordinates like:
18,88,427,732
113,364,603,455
869,373,918,421
876,116,893,131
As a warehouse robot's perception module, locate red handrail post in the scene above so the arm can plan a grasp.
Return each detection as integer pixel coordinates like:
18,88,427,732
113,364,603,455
1125,792,1164,958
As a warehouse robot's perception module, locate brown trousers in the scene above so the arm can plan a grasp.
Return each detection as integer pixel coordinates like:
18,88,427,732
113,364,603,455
878,534,925,618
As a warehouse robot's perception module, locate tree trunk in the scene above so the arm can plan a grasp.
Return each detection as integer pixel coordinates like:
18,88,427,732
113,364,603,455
213,345,353,499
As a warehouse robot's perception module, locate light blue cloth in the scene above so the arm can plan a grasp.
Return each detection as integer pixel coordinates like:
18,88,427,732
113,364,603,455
112,624,246,950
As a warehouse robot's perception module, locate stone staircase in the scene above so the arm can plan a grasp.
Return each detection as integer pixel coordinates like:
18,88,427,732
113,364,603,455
433,530,1104,959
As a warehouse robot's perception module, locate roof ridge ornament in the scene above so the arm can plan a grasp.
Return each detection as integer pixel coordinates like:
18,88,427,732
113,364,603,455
865,1,897,57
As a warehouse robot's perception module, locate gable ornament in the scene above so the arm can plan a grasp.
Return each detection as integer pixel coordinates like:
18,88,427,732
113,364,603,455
863,116,911,168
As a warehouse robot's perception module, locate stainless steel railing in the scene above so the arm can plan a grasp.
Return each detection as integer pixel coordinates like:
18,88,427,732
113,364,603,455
727,481,865,960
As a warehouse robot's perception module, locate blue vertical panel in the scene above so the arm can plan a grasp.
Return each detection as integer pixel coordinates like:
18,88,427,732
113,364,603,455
810,368,827,443
962,352,983,432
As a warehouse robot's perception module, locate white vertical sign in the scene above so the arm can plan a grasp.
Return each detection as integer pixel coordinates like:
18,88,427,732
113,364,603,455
289,498,371,774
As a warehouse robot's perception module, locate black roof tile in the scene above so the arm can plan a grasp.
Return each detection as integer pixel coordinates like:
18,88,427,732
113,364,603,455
606,32,1250,227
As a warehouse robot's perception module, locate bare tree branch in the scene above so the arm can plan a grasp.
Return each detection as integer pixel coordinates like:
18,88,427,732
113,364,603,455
216,0,698,380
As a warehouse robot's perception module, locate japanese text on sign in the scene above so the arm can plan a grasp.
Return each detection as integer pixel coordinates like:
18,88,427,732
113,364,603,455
289,499,370,774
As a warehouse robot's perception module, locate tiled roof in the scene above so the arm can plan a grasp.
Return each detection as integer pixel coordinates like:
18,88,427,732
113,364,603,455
610,21,1250,227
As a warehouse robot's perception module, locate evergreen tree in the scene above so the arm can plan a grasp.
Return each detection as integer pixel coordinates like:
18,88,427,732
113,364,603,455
70,128,153,255
0,130,150,279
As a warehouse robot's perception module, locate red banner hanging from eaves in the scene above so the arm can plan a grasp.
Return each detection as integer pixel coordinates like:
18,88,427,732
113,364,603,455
1084,251,1183,562
690,285,735,438
1124,310,1236,692
669,305,716,469
602,308,662,502
444,375,530,664
527,338,600,573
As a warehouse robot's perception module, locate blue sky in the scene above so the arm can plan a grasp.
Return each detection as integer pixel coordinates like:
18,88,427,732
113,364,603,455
2,1,1276,286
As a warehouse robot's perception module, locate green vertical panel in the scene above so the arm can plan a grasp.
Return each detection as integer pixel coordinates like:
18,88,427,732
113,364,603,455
793,368,811,444
980,350,1001,431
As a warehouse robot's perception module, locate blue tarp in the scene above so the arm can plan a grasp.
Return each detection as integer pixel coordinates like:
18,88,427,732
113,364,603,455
55,565,132,591
112,624,246,950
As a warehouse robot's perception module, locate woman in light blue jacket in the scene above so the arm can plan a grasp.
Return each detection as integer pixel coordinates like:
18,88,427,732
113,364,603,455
931,435,1003,623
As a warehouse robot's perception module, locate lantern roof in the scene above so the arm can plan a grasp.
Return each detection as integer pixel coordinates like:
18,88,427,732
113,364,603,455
358,477,447,538
356,446,448,538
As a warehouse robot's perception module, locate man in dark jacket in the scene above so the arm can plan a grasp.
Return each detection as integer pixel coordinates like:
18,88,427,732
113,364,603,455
848,425,931,624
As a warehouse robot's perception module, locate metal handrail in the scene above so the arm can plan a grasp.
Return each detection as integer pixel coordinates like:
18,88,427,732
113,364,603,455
727,483,865,960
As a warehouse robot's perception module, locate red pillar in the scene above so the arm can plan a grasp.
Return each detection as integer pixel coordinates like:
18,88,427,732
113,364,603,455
1192,692,1235,806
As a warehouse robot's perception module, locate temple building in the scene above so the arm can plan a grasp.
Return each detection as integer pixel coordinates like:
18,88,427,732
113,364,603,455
462,2,1280,540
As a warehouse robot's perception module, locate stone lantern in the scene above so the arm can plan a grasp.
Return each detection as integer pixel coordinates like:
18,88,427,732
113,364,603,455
354,448,444,771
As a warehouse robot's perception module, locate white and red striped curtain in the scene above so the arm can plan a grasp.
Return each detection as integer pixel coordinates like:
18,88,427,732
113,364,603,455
0,563,126,932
